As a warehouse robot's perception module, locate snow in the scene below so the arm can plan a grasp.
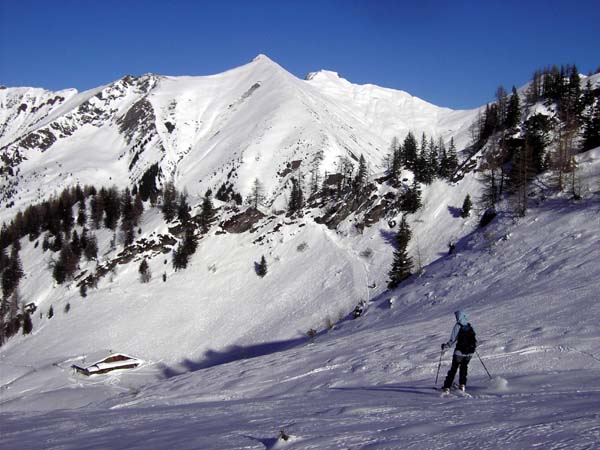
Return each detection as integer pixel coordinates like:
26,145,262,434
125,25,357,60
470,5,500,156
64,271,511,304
1,54,480,225
1,147,599,448
1,55,599,448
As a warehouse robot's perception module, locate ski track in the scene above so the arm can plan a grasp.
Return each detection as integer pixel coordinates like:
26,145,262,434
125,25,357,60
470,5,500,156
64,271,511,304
3,378,600,449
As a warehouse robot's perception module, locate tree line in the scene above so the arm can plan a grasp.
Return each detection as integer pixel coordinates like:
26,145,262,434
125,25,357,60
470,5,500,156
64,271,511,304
0,178,220,345
476,64,600,217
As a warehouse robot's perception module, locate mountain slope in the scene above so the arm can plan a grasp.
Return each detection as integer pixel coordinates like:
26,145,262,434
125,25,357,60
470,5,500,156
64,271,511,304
0,55,479,222
1,148,599,449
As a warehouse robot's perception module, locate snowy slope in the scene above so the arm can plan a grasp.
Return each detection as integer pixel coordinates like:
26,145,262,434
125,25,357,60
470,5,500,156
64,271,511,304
2,56,600,449
0,55,483,376
306,69,477,150
1,148,599,449
0,55,480,223
0,86,78,148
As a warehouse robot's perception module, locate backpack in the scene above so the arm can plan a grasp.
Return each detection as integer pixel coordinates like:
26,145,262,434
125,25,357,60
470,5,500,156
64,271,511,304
456,323,477,354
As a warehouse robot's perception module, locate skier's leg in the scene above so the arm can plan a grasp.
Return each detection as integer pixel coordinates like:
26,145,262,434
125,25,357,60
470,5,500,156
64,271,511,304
458,356,471,386
443,355,460,389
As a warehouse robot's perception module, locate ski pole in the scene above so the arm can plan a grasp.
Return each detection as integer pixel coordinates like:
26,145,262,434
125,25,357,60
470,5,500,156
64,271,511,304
435,349,444,386
476,350,492,379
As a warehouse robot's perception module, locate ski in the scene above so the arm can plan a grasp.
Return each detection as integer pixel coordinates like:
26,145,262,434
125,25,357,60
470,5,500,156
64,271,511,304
436,385,472,398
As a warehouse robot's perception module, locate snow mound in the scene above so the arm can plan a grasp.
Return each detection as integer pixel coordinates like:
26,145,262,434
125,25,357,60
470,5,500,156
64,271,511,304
488,376,509,392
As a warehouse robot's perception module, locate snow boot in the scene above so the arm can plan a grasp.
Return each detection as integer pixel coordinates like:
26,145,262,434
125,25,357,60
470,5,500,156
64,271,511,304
459,384,466,392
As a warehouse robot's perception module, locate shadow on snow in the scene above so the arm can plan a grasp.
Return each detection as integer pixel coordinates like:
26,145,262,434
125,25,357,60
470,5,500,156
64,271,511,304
160,334,319,379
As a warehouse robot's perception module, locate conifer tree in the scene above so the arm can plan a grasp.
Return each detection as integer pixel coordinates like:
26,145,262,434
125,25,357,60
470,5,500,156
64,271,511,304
524,114,550,173
460,194,472,218
120,188,134,226
83,233,98,261
427,138,439,181
176,192,191,224
388,217,413,288
77,199,87,228
354,154,368,191
58,190,75,235
564,64,581,122
70,230,82,258
23,205,41,239
403,132,418,171
200,190,216,233
90,193,104,229
2,246,23,300
172,242,189,271
400,180,422,213
139,258,151,283
138,163,160,203
288,177,304,214
51,229,63,252
102,186,122,230
447,138,459,176
256,255,268,278
182,226,198,256
505,86,521,129
53,243,78,284
161,181,179,222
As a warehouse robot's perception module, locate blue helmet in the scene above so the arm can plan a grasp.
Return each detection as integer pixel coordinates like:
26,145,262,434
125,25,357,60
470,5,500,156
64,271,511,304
454,310,468,326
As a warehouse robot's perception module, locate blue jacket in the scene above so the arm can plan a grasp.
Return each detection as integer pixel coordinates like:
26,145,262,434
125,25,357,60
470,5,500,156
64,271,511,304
445,310,472,356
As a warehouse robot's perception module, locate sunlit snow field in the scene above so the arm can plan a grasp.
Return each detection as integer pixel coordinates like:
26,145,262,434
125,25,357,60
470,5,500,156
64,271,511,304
1,149,599,449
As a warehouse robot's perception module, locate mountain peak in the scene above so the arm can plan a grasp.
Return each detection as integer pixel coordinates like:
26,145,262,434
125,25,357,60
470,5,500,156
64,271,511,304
305,70,342,81
251,53,274,63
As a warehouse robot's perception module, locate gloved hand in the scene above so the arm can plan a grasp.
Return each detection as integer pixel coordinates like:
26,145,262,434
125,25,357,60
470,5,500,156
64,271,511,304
441,343,448,351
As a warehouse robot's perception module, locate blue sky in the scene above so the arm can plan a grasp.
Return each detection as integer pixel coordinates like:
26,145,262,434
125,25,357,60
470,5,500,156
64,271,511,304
0,0,598,109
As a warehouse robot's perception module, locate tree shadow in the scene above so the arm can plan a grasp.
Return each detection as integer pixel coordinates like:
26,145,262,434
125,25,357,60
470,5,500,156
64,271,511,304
160,335,313,378
242,435,279,449
379,229,397,248
447,205,462,218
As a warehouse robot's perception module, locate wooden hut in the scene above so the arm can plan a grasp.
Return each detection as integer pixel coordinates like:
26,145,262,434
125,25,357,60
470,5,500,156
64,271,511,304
71,353,143,376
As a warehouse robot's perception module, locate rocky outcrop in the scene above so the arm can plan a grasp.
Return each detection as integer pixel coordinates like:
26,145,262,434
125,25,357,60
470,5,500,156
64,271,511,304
220,208,266,233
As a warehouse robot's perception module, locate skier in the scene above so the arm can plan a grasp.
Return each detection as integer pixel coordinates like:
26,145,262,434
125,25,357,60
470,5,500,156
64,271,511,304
448,242,456,255
441,310,477,393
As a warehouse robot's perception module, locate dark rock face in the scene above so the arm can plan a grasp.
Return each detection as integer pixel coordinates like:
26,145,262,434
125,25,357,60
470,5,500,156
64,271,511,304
117,96,164,173
19,128,57,151
1,75,161,180
220,208,266,233
118,98,156,143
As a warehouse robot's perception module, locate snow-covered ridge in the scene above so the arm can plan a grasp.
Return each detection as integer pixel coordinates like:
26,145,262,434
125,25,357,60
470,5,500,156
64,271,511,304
0,54,479,223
